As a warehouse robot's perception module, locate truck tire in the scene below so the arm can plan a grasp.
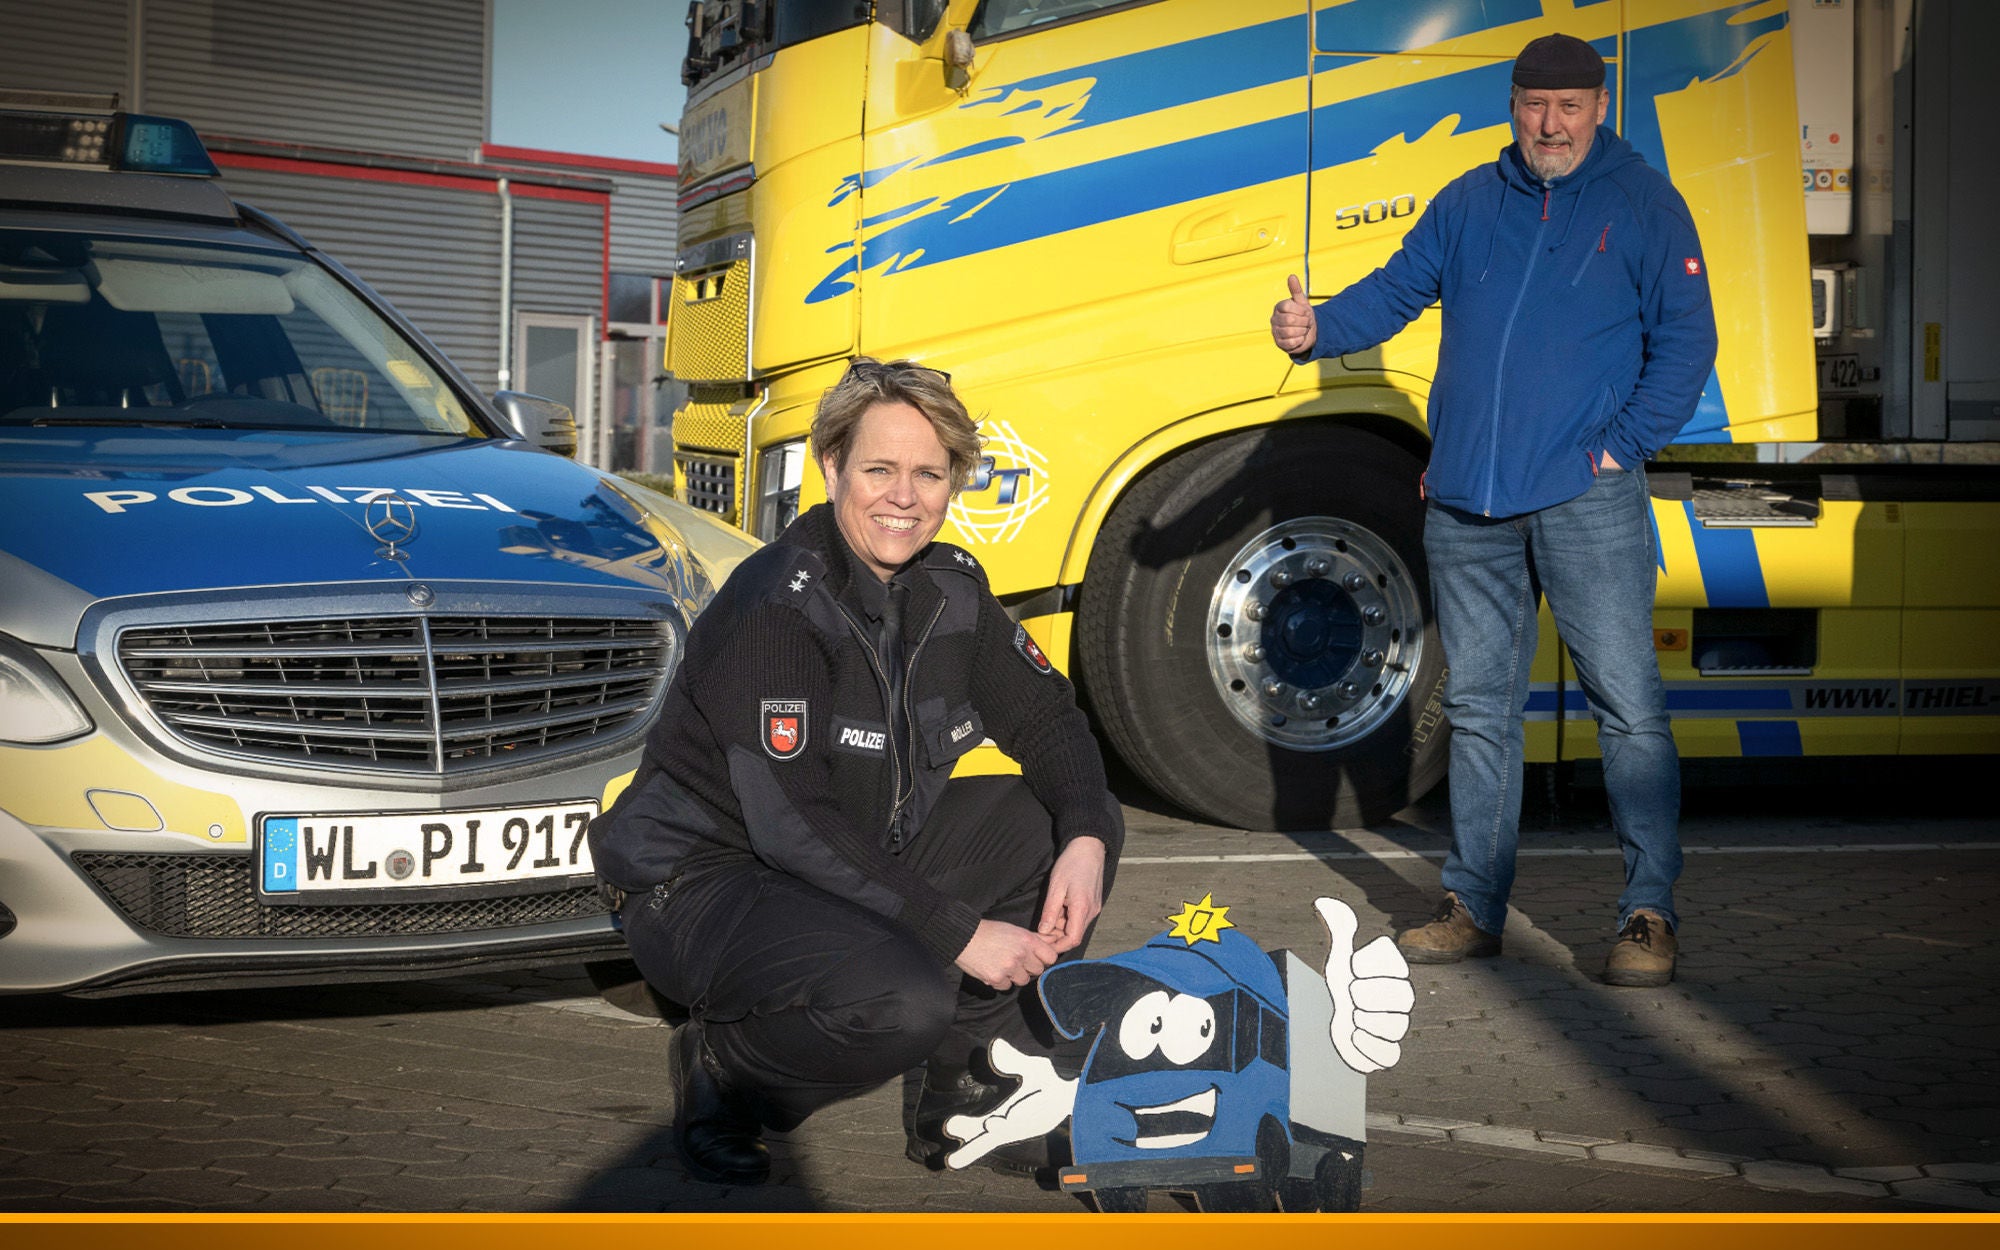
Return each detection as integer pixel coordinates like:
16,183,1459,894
1193,1115,1287,1212
1077,426,1447,830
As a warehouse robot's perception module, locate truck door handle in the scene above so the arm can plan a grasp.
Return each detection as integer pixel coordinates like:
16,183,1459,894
1171,213,1284,265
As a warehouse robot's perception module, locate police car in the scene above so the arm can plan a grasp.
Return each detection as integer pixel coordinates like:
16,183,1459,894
0,102,754,998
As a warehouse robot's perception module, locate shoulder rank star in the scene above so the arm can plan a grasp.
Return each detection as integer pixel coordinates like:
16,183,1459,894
954,551,975,566
789,570,812,592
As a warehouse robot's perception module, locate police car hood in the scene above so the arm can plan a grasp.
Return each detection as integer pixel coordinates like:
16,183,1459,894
0,428,709,648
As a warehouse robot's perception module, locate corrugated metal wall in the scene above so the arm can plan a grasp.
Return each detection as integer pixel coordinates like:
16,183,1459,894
608,171,677,277
512,194,605,320
3,0,655,462
0,0,128,99
143,0,486,161
212,165,511,389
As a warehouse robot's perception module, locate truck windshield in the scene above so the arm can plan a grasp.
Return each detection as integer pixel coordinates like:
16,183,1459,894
683,0,872,90
0,228,481,436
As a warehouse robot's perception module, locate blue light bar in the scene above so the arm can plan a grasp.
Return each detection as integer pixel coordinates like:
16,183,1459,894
116,114,220,177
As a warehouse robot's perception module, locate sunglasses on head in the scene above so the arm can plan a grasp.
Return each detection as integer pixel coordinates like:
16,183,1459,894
844,358,951,385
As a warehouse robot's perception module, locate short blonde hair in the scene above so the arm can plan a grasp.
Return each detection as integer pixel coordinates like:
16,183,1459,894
810,358,983,493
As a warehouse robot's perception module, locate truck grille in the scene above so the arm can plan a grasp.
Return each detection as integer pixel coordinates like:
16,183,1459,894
116,615,674,777
676,454,737,519
73,852,608,939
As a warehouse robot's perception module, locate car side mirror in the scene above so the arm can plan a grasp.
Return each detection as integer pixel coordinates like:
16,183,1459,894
492,391,578,457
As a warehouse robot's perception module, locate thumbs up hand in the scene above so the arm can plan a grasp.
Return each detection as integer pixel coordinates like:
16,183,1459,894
1271,273,1318,355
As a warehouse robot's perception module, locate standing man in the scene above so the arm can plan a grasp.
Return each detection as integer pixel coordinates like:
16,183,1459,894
591,359,1122,1185
1271,33,1716,987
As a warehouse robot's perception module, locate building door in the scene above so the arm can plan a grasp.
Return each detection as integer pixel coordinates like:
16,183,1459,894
514,313,596,463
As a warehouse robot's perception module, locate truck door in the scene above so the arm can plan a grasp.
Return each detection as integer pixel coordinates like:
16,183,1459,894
1303,3,1523,377
843,0,1311,399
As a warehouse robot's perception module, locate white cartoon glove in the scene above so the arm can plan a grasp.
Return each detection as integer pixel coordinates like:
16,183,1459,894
942,1037,1078,1169
1316,895,1414,1074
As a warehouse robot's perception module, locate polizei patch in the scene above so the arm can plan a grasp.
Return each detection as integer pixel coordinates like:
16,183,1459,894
762,699,808,760
1013,624,1053,675
831,715,888,758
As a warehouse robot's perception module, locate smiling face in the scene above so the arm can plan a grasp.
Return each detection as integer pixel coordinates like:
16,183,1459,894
1512,85,1608,181
822,400,954,581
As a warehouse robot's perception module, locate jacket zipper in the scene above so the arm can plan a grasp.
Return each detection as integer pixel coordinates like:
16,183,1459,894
1572,221,1613,286
833,600,901,843
890,599,947,850
1484,185,1553,515
833,595,946,852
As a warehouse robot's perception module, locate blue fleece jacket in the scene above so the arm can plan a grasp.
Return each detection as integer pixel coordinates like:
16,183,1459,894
1299,125,1718,519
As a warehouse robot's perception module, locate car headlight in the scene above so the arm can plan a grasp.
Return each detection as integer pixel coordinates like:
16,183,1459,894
756,439,806,541
0,636,92,744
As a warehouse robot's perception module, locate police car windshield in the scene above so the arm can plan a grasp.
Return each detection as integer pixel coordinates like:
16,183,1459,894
0,229,480,437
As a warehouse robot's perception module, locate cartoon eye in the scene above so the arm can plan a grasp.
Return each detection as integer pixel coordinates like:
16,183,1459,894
1117,990,1173,1060
1158,992,1217,1065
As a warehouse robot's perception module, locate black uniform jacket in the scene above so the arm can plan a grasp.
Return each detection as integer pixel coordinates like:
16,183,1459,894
589,504,1124,962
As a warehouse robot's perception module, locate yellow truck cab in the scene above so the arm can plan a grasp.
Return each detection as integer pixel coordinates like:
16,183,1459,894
665,0,1999,830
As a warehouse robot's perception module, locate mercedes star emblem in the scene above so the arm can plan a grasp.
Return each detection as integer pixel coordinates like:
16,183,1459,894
364,494,419,559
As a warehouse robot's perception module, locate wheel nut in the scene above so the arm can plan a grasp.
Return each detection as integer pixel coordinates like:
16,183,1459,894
1270,569,1293,588
1304,557,1330,577
1244,600,1267,621
1243,644,1266,663
1362,605,1386,626
1363,649,1384,668
1342,572,1367,591
1299,692,1321,710
1337,681,1361,700
1262,679,1287,698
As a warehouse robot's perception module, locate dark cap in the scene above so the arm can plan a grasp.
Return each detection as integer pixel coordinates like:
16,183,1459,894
1512,33,1605,90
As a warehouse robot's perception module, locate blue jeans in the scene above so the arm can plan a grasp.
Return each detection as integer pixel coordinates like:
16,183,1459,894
1423,467,1681,936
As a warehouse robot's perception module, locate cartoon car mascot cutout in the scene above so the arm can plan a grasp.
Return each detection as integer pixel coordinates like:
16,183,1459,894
944,894,1412,1212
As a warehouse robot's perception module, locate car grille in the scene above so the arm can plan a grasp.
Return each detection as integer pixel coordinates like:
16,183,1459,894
116,614,674,777
74,852,608,939
676,453,736,518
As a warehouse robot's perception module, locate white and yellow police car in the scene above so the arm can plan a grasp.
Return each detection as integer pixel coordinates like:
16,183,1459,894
0,102,753,998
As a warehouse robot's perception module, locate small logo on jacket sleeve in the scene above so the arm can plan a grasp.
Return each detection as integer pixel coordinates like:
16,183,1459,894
1013,625,1053,675
762,699,808,759
1684,257,1703,276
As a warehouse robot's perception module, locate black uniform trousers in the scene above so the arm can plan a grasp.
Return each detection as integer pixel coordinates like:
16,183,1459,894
619,776,1100,1130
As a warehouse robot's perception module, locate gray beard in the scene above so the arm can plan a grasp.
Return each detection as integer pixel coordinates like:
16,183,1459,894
1524,145,1577,181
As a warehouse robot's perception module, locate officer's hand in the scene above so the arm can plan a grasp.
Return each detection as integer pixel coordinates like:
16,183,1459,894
1037,836,1106,954
1316,895,1413,1074
1271,273,1318,355
943,1038,1078,1169
957,919,1059,991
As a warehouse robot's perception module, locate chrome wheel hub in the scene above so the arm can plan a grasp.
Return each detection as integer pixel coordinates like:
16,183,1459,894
1205,517,1424,750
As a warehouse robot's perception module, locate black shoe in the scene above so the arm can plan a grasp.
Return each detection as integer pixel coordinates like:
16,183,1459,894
904,1061,1055,1177
669,1022,770,1185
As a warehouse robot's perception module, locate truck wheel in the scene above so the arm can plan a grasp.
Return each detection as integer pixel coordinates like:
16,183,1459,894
1315,1145,1365,1212
1193,1116,1287,1212
1078,427,1446,830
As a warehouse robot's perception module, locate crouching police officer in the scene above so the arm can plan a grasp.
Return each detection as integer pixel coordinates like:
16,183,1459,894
589,359,1123,1185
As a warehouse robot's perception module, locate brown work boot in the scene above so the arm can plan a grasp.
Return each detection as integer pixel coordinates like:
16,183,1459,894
1603,909,1678,987
1396,892,1501,964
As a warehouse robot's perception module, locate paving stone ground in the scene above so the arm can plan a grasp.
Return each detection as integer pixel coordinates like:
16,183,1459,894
1,759,1994,1213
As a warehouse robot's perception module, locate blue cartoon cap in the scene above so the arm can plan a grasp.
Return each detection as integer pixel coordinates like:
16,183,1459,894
1039,926,1285,1040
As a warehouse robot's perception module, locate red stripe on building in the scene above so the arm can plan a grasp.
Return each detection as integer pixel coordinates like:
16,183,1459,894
213,151,609,206
212,151,499,194
482,143,677,179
